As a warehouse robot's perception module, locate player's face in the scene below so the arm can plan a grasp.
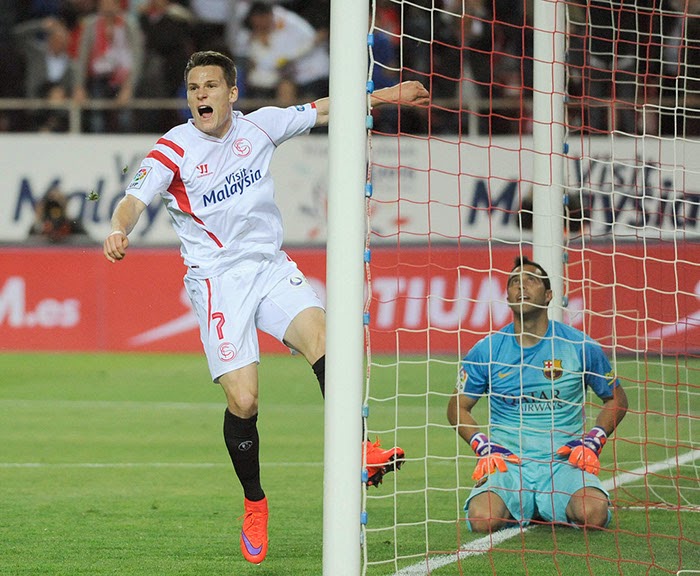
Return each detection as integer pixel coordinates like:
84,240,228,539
506,264,552,317
187,65,239,139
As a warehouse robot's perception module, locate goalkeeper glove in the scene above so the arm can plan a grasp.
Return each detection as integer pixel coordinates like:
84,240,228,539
469,432,521,481
556,426,607,475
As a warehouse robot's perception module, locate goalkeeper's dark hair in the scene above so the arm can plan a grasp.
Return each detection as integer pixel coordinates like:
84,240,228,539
184,51,237,87
509,256,551,292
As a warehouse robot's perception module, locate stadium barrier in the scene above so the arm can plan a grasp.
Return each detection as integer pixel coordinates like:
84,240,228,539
0,244,696,354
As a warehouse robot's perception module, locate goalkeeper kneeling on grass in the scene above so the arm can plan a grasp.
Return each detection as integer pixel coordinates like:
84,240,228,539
447,256,628,532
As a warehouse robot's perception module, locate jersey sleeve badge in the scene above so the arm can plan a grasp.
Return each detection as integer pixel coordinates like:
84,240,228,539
127,166,152,190
457,366,468,393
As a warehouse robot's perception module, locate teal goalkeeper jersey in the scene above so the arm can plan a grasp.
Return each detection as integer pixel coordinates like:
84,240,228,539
458,320,619,461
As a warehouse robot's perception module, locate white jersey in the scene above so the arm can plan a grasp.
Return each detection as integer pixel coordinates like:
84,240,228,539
125,103,317,278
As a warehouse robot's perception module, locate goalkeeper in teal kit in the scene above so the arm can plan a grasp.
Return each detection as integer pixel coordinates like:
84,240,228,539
447,256,628,532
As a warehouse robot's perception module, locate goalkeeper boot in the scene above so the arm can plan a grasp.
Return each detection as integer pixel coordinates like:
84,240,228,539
240,496,268,564
365,438,405,487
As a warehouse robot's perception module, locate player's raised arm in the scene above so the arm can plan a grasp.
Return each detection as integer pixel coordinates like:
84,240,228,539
313,80,429,126
103,194,147,263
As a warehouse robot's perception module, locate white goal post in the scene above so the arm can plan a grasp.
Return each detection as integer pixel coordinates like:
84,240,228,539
323,0,369,575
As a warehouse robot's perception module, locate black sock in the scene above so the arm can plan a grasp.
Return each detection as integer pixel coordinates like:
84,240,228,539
312,355,325,398
223,409,265,502
311,356,366,440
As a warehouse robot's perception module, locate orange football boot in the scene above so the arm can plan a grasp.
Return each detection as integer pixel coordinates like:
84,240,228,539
240,497,268,564
365,439,405,487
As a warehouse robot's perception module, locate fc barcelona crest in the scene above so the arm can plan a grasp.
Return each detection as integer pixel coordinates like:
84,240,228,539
543,359,563,380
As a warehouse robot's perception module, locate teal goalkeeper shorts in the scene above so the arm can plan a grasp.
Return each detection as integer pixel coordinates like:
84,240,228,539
464,459,611,529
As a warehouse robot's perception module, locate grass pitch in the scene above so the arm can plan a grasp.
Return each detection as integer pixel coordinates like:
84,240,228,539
0,353,698,575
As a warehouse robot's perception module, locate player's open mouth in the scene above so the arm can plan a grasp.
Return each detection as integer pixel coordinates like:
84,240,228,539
198,105,214,119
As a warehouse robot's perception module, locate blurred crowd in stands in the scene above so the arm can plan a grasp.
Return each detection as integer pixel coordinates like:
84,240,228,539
0,0,698,136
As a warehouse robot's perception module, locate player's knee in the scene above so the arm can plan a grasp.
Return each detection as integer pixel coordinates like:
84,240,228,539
219,368,259,417
569,502,608,529
227,389,258,417
468,514,510,533
567,490,609,529
467,495,511,533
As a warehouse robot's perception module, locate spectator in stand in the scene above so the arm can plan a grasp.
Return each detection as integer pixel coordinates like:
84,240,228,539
17,0,65,21
285,0,331,100
73,0,144,132
463,0,533,135
383,0,459,134
59,0,98,52
189,0,233,53
658,0,699,136
0,0,27,131
370,0,401,133
135,0,193,132
29,184,88,243
286,0,330,35
13,16,75,132
685,0,700,136
241,2,330,106
578,0,679,134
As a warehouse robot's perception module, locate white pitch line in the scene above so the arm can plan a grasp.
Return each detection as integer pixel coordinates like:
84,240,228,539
0,399,224,410
394,449,700,576
0,461,323,469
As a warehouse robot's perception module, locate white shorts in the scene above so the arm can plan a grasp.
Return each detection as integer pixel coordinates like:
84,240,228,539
184,251,324,381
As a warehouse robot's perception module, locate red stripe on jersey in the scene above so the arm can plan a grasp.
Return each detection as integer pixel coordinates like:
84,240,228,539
204,229,224,247
310,102,316,109
156,137,185,157
205,278,212,332
147,149,177,173
147,149,224,248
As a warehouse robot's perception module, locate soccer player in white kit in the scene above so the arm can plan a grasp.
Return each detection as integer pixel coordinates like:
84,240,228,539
103,51,430,565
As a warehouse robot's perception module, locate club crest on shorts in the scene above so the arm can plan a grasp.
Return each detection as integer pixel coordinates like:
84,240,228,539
474,475,488,488
543,359,563,380
218,342,237,362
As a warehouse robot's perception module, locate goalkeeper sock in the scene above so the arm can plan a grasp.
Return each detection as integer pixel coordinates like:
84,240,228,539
223,409,265,502
312,355,325,398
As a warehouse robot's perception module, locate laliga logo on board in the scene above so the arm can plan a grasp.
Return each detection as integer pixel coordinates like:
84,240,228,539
218,341,237,362
233,138,252,157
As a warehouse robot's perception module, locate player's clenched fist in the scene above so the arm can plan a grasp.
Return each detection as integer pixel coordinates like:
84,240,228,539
556,426,607,475
469,432,521,481
103,230,129,263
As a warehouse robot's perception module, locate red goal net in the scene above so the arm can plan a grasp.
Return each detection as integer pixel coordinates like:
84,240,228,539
362,1,700,574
